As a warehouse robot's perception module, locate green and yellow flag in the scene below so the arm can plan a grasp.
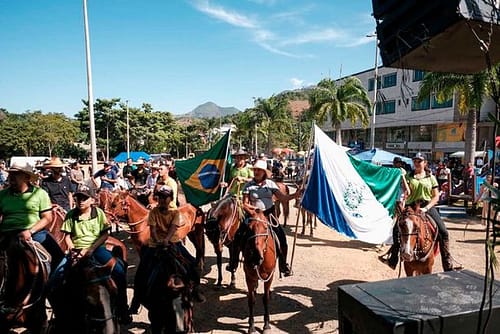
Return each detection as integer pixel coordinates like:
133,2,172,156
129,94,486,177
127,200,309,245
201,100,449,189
176,131,231,207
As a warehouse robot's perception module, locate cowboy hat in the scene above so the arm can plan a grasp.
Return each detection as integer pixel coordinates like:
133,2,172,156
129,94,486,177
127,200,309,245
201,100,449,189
135,158,145,165
232,149,249,157
251,159,272,178
7,162,38,181
44,157,66,168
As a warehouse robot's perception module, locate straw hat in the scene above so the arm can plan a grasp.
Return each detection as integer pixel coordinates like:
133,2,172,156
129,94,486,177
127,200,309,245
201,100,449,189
251,159,272,178
232,149,249,157
44,157,66,168
7,162,38,181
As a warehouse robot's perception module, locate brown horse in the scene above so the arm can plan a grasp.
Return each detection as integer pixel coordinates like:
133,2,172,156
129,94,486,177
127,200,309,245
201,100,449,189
298,204,316,237
0,237,51,334
109,191,205,271
273,181,290,226
243,208,277,334
205,195,242,286
397,205,439,276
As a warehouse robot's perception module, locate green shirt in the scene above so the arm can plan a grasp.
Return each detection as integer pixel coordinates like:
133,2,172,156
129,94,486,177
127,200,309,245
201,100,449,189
229,165,253,198
0,186,52,232
405,173,438,205
61,207,110,249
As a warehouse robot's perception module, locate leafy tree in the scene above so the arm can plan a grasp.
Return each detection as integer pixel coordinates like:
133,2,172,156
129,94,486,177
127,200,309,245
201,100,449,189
308,77,371,144
417,71,488,165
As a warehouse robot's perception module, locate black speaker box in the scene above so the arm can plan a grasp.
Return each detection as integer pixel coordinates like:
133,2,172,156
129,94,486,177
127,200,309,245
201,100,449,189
338,270,500,334
373,0,500,73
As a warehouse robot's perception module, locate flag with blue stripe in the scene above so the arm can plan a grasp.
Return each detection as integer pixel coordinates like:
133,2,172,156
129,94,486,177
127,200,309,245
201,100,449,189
301,125,400,244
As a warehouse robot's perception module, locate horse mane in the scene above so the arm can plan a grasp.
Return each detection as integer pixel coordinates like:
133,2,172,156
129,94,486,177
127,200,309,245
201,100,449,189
210,195,236,218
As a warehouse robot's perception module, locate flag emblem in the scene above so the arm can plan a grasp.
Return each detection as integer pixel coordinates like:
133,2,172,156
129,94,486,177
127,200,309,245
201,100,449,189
184,159,225,191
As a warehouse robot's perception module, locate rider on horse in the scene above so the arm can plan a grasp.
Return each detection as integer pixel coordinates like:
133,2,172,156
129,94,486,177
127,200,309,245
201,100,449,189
60,184,131,324
221,149,253,199
230,159,298,277
129,185,205,315
41,157,75,213
0,162,64,271
379,152,462,271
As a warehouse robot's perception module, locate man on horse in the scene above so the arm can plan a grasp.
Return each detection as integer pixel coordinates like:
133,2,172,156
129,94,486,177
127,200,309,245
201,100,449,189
379,152,463,271
60,184,131,324
230,159,298,277
41,157,75,213
0,162,64,271
221,149,253,199
129,185,205,316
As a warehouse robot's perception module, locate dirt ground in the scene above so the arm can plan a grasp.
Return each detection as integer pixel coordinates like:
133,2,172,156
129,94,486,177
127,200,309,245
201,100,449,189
117,202,494,334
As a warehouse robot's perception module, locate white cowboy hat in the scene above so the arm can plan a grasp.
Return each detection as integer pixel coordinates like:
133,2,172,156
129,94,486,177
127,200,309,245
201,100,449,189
251,159,272,178
44,157,66,168
135,158,145,165
7,162,38,181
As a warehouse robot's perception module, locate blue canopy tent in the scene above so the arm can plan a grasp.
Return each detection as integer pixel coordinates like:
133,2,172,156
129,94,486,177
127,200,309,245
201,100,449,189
113,151,150,163
352,148,412,167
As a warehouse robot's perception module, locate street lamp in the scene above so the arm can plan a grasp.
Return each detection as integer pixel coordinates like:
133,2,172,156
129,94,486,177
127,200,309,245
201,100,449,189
83,0,97,174
126,100,130,159
367,33,379,150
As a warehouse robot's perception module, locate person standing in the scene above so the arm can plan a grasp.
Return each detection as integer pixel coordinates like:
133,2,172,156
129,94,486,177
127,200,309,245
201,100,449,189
41,157,75,213
69,161,85,188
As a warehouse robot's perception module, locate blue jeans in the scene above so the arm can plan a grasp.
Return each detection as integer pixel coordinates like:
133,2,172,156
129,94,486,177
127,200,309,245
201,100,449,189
32,229,64,271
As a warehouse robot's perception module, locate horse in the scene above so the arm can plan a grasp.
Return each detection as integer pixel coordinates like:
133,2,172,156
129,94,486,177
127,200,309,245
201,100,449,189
139,246,195,334
242,208,277,334
205,194,242,287
109,191,205,272
298,205,316,237
273,181,290,226
0,236,51,334
397,205,439,276
47,251,120,334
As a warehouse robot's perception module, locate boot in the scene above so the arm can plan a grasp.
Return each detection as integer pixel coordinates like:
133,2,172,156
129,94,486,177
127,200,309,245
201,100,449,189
439,239,463,271
378,245,398,270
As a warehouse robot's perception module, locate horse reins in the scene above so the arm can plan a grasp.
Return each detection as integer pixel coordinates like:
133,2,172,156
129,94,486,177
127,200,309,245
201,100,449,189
247,217,276,282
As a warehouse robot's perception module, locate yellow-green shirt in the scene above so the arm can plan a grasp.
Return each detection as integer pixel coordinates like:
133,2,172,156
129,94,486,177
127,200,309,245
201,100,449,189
405,173,438,205
148,207,184,246
61,207,110,249
229,165,253,198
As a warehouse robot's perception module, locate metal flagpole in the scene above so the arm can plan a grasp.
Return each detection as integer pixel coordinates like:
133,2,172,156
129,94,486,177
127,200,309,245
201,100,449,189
82,0,98,175
126,100,130,159
290,122,316,270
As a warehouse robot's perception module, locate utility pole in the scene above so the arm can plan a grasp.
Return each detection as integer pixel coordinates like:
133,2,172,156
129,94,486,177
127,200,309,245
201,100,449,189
369,33,379,150
126,100,130,159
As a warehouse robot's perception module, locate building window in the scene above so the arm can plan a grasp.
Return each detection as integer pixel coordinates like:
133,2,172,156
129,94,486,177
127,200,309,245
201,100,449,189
410,125,432,141
413,70,426,81
376,100,396,115
431,95,453,108
368,78,381,91
411,96,430,111
382,72,397,88
387,127,406,142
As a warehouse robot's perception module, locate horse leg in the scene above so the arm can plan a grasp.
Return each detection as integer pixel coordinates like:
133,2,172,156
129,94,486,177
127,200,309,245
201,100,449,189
246,280,257,334
262,280,273,333
301,208,306,235
283,200,289,227
26,303,48,334
307,213,313,237
187,225,205,274
215,247,224,287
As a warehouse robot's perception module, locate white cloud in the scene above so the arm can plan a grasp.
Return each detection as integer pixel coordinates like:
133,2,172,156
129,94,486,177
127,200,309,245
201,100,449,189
192,0,257,28
290,77,304,88
247,0,278,5
281,28,344,46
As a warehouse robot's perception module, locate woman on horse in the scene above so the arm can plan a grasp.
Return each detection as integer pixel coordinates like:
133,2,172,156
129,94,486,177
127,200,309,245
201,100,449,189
380,152,462,271
232,159,297,277
129,185,205,315
60,184,131,324
0,162,64,271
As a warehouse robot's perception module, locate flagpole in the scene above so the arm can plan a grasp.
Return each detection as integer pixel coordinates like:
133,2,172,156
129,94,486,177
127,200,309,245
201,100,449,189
290,122,316,270
219,129,232,200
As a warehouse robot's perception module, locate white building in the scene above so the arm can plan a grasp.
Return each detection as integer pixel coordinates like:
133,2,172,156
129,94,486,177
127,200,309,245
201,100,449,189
331,67,495,161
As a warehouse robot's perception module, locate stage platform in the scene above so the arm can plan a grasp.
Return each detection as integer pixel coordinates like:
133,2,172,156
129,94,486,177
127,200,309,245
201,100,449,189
338,270,500,334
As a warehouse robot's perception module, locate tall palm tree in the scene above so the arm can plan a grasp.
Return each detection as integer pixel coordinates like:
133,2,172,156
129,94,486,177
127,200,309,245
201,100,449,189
308,77,371,144
253,95,293,153
417,72,488,165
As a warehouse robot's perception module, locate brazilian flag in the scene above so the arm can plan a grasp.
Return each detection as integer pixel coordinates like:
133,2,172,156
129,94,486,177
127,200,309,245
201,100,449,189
176,131,231,207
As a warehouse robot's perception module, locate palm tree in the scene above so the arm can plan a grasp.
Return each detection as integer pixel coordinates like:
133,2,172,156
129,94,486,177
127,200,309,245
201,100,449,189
253,95,293,153
308,77,371,144
417,72,488,165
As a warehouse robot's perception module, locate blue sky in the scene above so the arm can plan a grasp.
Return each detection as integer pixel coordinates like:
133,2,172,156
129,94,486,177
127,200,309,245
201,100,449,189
1,0,377,117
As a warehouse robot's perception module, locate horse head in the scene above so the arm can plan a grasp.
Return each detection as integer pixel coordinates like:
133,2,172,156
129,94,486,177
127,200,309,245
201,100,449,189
205,195,240,245
398,206,427,262
244,210,271,267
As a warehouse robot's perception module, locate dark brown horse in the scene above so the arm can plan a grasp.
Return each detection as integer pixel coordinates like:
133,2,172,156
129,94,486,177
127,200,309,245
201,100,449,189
397,205,439,276
0,237,51,334
242,208,277,334
109,191,205,271
48,252,120,334
297,203,316,237
205,195,242,286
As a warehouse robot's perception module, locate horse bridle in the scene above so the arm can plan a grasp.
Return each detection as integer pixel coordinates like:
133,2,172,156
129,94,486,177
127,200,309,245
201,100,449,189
398,211,437,261
246,217,275,282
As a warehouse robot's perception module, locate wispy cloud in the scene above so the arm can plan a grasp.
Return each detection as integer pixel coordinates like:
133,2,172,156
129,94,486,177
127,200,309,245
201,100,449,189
290,77,304,88
192,0,257,28
247,0,278,5
280,28,344,46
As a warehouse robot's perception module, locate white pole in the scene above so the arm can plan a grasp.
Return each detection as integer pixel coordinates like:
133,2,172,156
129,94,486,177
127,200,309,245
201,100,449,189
126,100,130,159
83,0,98,174
370,34,379,150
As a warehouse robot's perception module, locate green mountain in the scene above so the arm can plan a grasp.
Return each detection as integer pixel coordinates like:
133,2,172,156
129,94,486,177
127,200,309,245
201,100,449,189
183,102,241,119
